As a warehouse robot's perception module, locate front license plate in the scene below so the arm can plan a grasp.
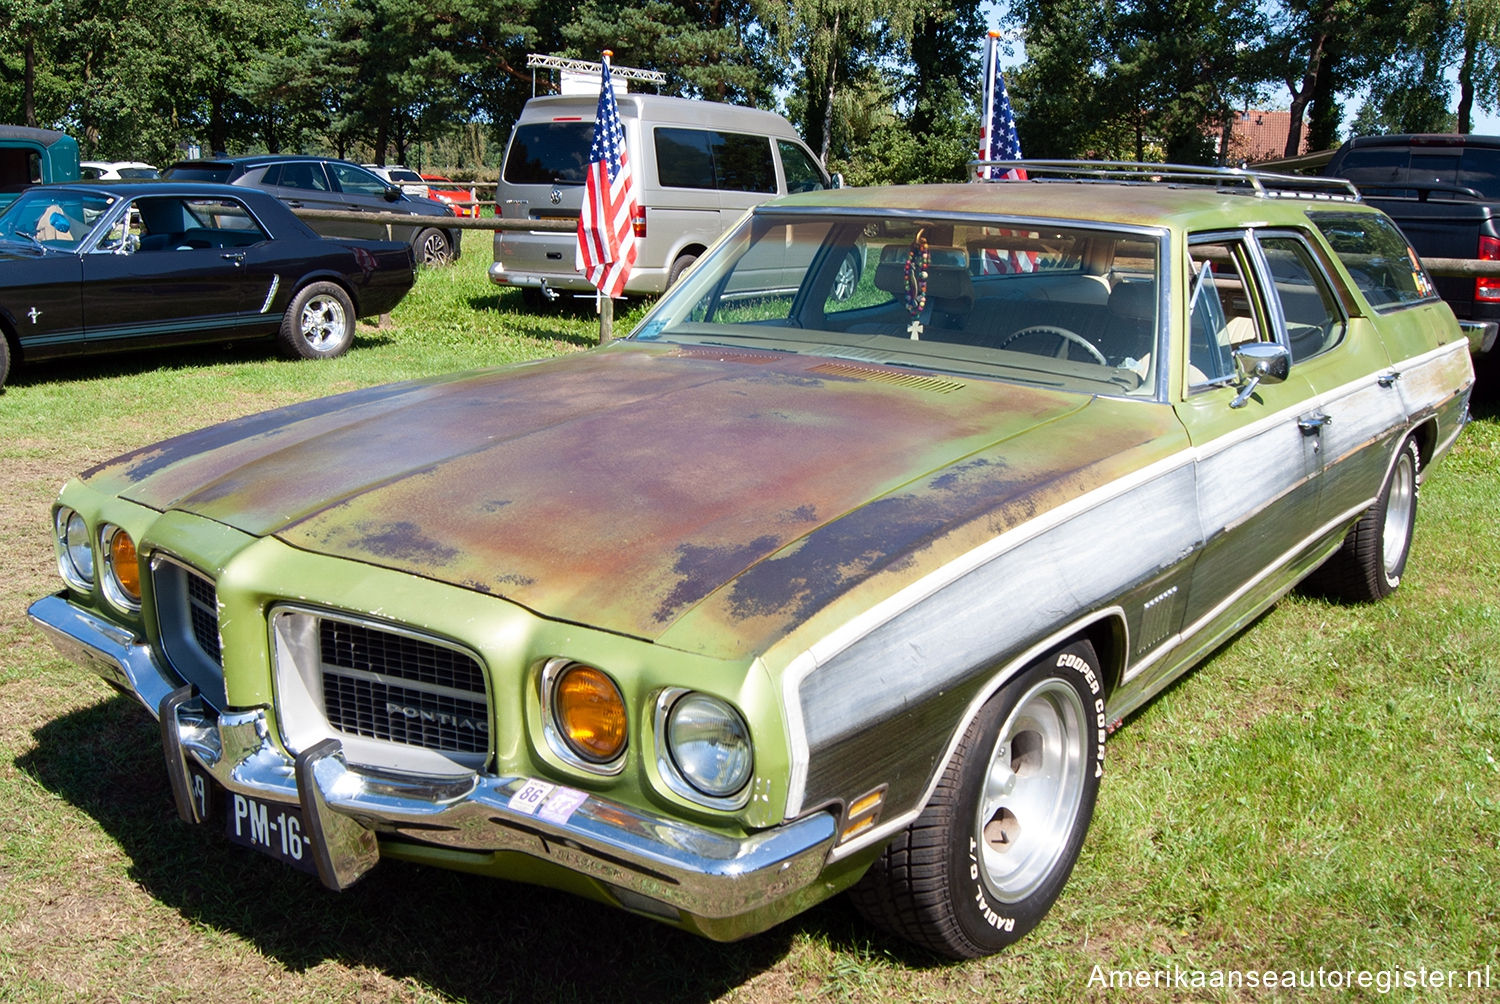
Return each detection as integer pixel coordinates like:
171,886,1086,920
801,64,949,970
224,791,319,876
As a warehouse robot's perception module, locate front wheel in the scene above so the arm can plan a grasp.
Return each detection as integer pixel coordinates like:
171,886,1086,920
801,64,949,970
278,282,355,359
0,335,10,391
849,640,1105,958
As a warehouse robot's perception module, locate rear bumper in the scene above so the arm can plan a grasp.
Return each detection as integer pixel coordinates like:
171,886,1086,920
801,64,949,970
1460,319,1497,355
27,593,839,940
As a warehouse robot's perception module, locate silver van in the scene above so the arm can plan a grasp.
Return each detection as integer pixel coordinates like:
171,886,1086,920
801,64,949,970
489,94,834,304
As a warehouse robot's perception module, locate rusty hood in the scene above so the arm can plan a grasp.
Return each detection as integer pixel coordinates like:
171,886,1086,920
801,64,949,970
83,343,1122,651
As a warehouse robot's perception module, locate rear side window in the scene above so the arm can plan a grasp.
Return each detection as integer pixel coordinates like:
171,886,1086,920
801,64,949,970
163,162,234,183
328,161,390,196
1308,211,1439,310
504,123,594,186
654,128,776,193
266,162,331,192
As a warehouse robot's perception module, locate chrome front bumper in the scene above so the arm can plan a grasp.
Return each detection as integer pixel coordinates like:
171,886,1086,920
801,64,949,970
28,594,839,940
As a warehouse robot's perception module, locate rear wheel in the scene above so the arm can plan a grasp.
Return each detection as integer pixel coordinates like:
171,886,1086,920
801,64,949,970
1311,435,1419,602
415,227,454,266
278,282,355,359
0,334,10,391
850,640,1105,958
667,253,698,290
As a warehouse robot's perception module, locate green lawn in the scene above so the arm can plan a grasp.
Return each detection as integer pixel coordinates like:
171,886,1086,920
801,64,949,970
1,232,1496,1002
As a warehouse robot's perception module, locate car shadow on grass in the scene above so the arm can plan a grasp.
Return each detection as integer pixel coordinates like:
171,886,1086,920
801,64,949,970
6,333,400,391
19,694,799,1001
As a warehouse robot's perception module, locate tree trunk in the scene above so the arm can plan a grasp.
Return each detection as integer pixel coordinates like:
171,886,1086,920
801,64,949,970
1458,31,1477,133
23,37,35,128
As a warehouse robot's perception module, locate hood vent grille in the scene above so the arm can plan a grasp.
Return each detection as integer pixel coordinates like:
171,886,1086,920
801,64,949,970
809,361,965,394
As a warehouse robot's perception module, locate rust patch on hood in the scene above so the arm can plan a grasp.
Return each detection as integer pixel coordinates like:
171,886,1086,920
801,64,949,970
86,343,1145,651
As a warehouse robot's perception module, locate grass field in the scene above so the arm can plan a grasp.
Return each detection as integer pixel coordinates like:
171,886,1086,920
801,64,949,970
1,232,1496,1002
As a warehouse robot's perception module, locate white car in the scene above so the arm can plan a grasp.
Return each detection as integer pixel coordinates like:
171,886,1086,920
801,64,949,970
79,160,159,180
362,164,428,198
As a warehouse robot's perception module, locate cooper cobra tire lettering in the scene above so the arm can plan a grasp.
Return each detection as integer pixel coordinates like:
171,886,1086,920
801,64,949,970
848,639,1104,958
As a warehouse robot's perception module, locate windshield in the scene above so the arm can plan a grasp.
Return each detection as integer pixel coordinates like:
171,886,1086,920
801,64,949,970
631,211,1164,398
0,189,115,249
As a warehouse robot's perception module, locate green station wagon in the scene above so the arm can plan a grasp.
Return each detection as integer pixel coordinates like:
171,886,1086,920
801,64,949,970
30,163,1474,958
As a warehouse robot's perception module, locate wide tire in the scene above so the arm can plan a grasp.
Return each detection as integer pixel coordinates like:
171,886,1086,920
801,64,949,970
850,640,1105,958
0,334,10,391
278,282,356,360
415,227,454,266
1312,435,1419,602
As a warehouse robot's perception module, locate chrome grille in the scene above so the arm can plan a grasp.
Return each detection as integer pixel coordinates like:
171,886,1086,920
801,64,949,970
318,619,489,755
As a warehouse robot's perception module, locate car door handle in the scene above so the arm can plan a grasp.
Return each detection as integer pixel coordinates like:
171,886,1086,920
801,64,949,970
1298,413,1333,435
1377,371,1401,388
221,252,246,267
285,200,304,208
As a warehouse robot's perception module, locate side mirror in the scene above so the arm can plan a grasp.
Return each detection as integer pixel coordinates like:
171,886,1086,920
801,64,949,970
1229,342,1291,409
383,185,403,202
830,173,845,190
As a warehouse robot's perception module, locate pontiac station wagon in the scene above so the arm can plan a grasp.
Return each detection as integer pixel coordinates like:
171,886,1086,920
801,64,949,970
30,163,1474,958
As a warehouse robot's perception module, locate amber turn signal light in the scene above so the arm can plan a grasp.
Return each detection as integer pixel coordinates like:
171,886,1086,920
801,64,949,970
553,663,627,763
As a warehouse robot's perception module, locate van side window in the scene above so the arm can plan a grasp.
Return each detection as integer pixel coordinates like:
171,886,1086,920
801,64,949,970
655,129,716,189
654,128,776,193
778,141,827,193
713,134,776,193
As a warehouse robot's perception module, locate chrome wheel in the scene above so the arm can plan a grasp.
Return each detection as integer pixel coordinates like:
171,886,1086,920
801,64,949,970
1382,447,1416,580
975,677,1089,903
299,294,348,352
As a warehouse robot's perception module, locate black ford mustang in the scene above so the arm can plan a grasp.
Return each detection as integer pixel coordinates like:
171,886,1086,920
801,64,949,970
0,181,416,390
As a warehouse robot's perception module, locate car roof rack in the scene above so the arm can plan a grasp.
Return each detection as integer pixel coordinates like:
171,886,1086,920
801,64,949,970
972,160,1362,202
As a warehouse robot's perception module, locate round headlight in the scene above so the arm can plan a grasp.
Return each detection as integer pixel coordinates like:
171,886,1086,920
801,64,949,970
666,693,752,798
55,507,94,589
100,525,141,611
550,663,628,765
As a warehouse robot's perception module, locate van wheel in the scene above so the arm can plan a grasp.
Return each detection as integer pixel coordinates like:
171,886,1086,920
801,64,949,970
667,253,698,289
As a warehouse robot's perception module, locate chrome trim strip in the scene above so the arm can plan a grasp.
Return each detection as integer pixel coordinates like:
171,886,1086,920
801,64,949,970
260,274,280,314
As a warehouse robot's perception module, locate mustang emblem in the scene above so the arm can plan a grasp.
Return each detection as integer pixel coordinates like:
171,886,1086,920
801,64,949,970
27,307,41,324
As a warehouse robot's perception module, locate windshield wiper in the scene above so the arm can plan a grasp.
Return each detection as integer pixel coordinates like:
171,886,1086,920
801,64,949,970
1,229,51,253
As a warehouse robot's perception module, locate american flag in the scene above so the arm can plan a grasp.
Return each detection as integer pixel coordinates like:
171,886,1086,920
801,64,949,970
977,31,1035,272
576,53,639,298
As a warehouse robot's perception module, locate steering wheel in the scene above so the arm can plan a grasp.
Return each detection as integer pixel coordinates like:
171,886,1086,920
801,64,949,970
998,325,1107,365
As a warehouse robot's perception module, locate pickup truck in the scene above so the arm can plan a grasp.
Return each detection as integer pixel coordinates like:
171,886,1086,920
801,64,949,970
0,125,79,212
1324,133,1500,365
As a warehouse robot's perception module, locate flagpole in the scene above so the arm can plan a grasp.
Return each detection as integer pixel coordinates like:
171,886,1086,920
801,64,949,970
978,30,999,181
